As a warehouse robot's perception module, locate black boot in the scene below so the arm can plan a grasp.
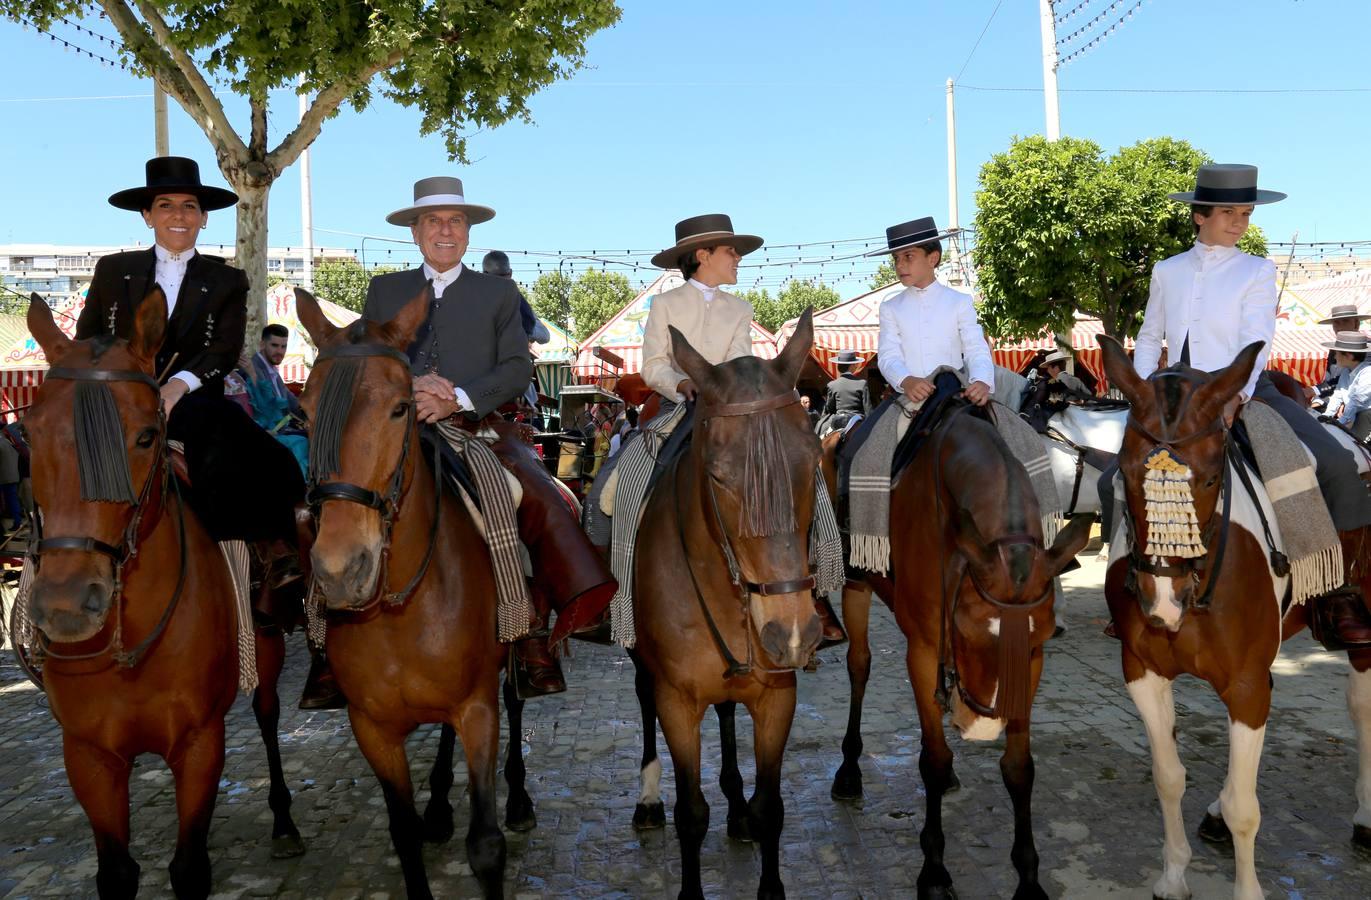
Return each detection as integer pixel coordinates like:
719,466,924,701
299,646,346,710
1310,587,1371,650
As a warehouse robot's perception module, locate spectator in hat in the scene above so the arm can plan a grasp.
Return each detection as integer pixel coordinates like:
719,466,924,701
818,349,869,435
1314,304,1371,410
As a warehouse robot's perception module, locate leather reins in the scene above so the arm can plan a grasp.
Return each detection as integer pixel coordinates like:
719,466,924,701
304,343,442,613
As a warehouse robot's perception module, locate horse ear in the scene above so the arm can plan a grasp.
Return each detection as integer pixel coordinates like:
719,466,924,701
954,509,997,572
128,287,168,365
380,285,432,349
27,293,72,362
296,287,338,347
775,306,813,388
1098,334,1146,408
1044,514,1093,577
1191,340,1264,423
670,324,718,395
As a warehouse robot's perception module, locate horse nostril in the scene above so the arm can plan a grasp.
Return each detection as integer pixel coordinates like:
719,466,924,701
82,582,107,615
759,621,788,659
344,551,373,590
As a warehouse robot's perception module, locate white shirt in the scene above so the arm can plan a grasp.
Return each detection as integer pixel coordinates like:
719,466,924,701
420,262,473,411
1336,360,1371,427
1134,242,1277,401
687,278,717,304
154,244,201,393
877,280,994,392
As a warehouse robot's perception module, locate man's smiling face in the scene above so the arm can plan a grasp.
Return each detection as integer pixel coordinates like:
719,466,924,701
411,209,470,273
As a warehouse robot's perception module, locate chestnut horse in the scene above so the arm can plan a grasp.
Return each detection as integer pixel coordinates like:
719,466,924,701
1099,335,1371,900
18,291,303,897
822,403,1091,899
296,289,516,899
632,311,824,899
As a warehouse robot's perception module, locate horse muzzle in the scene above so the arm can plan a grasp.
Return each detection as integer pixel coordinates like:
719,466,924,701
1136,572,1187,632
950,693,1006,742
310,544,380,610
751,593,821,669
29,575,114,643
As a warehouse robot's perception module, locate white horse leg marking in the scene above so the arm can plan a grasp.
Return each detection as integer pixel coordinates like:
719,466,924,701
639,757,662,806
1220,721,1267,900
1127,671,1192,900
1348,667,1371,830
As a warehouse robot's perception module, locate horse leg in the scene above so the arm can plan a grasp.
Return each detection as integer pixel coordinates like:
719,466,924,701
1215,708,1268,900
747,686,797,900
251,627,304,858
630,647,667,830
166,722,227,900
63,738,139,899
1349,650,1371,850
1125,669,1192,900
908,640,956,899
832,582,872,801
350,713,432,900
657,687,708,900
422,724,456,844
502,678,537,832
1000,722,1046,900
716,700,752,842
455,693,508,899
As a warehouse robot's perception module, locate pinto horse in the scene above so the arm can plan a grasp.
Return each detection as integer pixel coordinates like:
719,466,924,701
632,310,822,899
296,289,520,899
17,290,304,898
1099,335,1371,900
822,403,1091,899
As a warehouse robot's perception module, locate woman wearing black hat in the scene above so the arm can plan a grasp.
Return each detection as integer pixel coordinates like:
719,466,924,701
77,158,307,558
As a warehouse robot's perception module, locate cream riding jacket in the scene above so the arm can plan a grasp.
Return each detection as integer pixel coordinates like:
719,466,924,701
641,281,754,401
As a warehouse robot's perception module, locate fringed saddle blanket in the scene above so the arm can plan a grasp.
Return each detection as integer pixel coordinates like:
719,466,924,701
847,371,1061,576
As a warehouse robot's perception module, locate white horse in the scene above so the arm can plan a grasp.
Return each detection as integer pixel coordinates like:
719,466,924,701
1040,405,1128,519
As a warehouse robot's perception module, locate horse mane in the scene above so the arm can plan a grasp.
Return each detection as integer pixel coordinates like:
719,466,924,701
306,321,376,482
73,380,137,503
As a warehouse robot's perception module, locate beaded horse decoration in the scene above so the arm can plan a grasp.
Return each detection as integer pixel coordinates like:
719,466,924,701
1141,447,1205,559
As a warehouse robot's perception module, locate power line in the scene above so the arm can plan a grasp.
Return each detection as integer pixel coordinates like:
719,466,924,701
954,0,1006,84
15,16,128,70
1053,0,1097,26
1059,0,1146,66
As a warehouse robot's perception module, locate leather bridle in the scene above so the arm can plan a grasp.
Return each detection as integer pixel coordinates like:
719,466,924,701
304,343,441,612
26,366,188,670
676,389,818,677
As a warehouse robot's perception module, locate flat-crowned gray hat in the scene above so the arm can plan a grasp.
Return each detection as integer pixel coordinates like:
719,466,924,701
1318,303,1371,325
651,214,764,270
1322,331,1369,353
832,349,863,368
864,216,960,257
1167,163,1286,206
386,176,495,227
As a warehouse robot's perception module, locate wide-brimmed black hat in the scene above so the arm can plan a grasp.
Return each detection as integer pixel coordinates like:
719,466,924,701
108,156,239,212
1322,332,1369,354
864,216,960,257
832,349,863,368
1167,163,1285,206
651,214,764,270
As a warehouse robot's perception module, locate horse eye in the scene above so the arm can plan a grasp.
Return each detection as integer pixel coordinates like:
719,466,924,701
135,427,158,448
392,401,410,419
1204,476,1217,488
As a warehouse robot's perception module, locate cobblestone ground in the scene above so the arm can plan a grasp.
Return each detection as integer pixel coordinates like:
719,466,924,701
3,554,1371,898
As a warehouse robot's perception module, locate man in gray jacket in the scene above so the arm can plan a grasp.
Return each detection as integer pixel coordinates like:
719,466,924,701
364,177,615,696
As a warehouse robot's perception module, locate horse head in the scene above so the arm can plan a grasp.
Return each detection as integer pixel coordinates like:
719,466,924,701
297,286,429,609
670,307,820,669
1100,334,1263,629
24,290,169,643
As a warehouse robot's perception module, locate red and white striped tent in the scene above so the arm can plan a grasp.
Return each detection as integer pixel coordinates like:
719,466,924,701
1281,268,1371,328
0,285,359,415
777,281,1334,389
571,271,778,380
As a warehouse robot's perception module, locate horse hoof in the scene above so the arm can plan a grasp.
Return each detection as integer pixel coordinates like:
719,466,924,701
422,812,455,845
945,770,962,794
917,884,958,900
727,814,754,843
830,769,864,803
1354,823,1371,852
505,807,537,833
1197,811,1232,846
270,833,306,859
1012,884,1048,900
633,801,666,831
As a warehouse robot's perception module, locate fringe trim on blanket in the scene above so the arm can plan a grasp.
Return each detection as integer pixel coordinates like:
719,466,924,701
218,540,258,694
849,533,892,576
1290,544,1345,607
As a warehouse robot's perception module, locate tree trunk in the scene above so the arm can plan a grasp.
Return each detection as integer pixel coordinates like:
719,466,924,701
228,172,275,342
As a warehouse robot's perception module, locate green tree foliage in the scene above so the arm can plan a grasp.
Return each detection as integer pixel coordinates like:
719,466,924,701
1,1,621,337
972,135,1266,340
739,279,841,332
528,268,635,341
868,260,897,291
311,259,400,313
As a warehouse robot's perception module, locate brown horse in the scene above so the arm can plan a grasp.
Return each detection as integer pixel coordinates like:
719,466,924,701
822,401,1091,899
1098,335,1371,900
17,291,307,898
296,289,514,899
632,310,823,899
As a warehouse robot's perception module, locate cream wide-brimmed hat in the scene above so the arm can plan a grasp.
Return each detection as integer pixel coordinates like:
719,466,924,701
386,176,496,227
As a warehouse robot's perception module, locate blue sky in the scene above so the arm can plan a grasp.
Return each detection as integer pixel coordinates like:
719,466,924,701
2,1,1368,294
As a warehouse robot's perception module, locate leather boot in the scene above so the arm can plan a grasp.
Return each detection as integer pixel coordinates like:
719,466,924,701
1311,588,1371,650
815,593,847,649
511,584,567,699
299,646,347,710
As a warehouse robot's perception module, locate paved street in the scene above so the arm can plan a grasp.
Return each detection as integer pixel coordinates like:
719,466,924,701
3,554,1370,898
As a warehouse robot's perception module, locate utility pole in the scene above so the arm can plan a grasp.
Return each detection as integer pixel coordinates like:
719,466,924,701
153,83,168,155
298,76,314,290
945,78,971,287
1038,0,1062,140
